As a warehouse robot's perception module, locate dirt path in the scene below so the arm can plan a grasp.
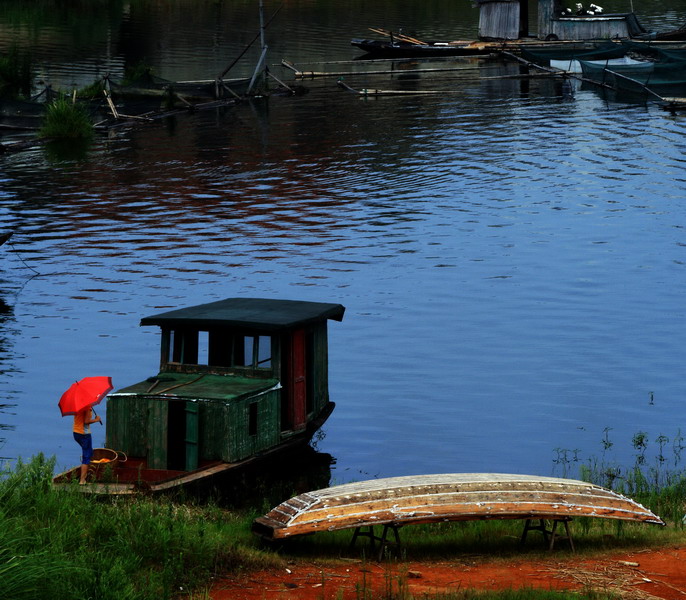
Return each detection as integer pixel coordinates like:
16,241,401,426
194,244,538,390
211,546,686,600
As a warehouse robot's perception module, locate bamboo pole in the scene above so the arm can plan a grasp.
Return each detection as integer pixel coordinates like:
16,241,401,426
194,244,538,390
103,89,120,119
247,0,268,95
336,79,452,95
266,69,295,93
499,50,615,89
217,2,282,80
369,27,427,45
281,59,494,79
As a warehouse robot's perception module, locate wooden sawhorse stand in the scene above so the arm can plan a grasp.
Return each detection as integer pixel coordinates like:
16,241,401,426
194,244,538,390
521,518,575,551
350,524,402,561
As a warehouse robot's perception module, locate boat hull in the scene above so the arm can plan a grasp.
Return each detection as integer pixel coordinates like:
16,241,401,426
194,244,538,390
253,473,664,539
352,38,494,57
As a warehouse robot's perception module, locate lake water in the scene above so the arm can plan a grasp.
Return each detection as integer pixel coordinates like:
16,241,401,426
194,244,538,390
1,0,686,486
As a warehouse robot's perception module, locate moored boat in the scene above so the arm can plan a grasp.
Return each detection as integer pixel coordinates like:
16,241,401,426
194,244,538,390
352,0,686,59
351,38,495,58
53,297,345,494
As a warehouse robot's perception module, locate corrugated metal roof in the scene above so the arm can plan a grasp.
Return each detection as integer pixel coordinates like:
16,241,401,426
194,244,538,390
140,298,345,331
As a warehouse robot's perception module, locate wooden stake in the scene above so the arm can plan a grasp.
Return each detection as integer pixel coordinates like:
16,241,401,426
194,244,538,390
103,89,120,119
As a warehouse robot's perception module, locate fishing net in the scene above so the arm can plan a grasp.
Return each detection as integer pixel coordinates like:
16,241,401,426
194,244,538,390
520,41,626,63
621,40,686,62
579,57,686,96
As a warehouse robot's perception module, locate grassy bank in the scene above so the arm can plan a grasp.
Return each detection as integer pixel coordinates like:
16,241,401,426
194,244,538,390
1,451,684,600
0,454,280,600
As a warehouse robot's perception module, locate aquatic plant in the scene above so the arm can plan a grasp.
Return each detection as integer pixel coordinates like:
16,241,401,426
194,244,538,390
39,96,93,140
555,427,686,528
77,78,107,100
122,61,155,87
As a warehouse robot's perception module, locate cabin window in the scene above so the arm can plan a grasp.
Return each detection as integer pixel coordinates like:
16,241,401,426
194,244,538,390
240,336,272,369
165,329,271,370
257,335,271,368
197,331,209,365
248,402,258,436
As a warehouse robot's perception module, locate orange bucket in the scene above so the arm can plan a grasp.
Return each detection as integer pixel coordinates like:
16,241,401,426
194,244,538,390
88,448,126,477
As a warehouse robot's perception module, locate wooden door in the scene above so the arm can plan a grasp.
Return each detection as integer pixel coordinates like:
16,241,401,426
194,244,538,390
285,329,307,432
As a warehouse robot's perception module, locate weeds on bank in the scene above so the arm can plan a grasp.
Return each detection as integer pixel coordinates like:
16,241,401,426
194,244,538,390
351,584,619,600
0,454,279,600
554,426,686,527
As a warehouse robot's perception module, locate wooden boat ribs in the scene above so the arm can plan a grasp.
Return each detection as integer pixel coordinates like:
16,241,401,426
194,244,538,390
253,473,665,540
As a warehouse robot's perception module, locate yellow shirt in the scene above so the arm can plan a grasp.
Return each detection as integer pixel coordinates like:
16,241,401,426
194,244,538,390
73,409,91,434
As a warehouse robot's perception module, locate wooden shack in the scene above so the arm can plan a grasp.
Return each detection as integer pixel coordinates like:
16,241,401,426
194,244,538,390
478,0,528,41
106,298,345,473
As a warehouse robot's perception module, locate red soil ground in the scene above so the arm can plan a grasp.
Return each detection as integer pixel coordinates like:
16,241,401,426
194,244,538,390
211,546,686,600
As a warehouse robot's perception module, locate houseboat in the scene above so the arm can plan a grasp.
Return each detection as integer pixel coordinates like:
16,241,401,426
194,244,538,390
53,297,345,494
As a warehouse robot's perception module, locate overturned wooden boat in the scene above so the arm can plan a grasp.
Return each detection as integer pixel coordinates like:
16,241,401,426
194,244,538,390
253,473,665,540
54,297,345,495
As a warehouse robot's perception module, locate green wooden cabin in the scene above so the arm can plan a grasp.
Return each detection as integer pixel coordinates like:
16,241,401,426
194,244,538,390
106,298,345,472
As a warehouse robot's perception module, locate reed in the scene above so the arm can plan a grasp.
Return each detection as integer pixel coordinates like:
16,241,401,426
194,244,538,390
39,96,93,140
558,427,686,528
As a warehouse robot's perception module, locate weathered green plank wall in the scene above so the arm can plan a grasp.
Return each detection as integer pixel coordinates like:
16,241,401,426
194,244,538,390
200,389,280,462
147,401,168,469
106,397,148,456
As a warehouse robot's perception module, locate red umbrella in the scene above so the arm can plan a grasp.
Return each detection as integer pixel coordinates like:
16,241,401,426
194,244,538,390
58,376,113,417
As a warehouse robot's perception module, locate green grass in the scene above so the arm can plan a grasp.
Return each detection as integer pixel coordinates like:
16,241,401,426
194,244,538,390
353,586,620,600
2,442,684,600
39,96,93,140
0,454,281,600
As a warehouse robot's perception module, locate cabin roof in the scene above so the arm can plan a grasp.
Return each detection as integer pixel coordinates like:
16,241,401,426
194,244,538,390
140,298,345,331
111,373,280,402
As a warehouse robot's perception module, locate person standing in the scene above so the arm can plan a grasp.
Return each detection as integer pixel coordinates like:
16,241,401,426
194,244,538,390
73,407,101,484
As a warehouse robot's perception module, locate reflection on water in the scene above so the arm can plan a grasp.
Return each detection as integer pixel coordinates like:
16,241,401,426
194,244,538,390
1,1,686,485
204,446,334,509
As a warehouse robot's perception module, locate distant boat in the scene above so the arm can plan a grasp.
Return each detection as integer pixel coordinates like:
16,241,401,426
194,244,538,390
352,0,686,59
351,38,494,58
53,297,345,495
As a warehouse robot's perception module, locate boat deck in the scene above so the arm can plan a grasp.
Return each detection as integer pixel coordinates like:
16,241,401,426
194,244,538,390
52,457,233,494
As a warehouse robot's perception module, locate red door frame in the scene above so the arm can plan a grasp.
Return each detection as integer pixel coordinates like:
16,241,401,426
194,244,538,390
287,329,307,431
